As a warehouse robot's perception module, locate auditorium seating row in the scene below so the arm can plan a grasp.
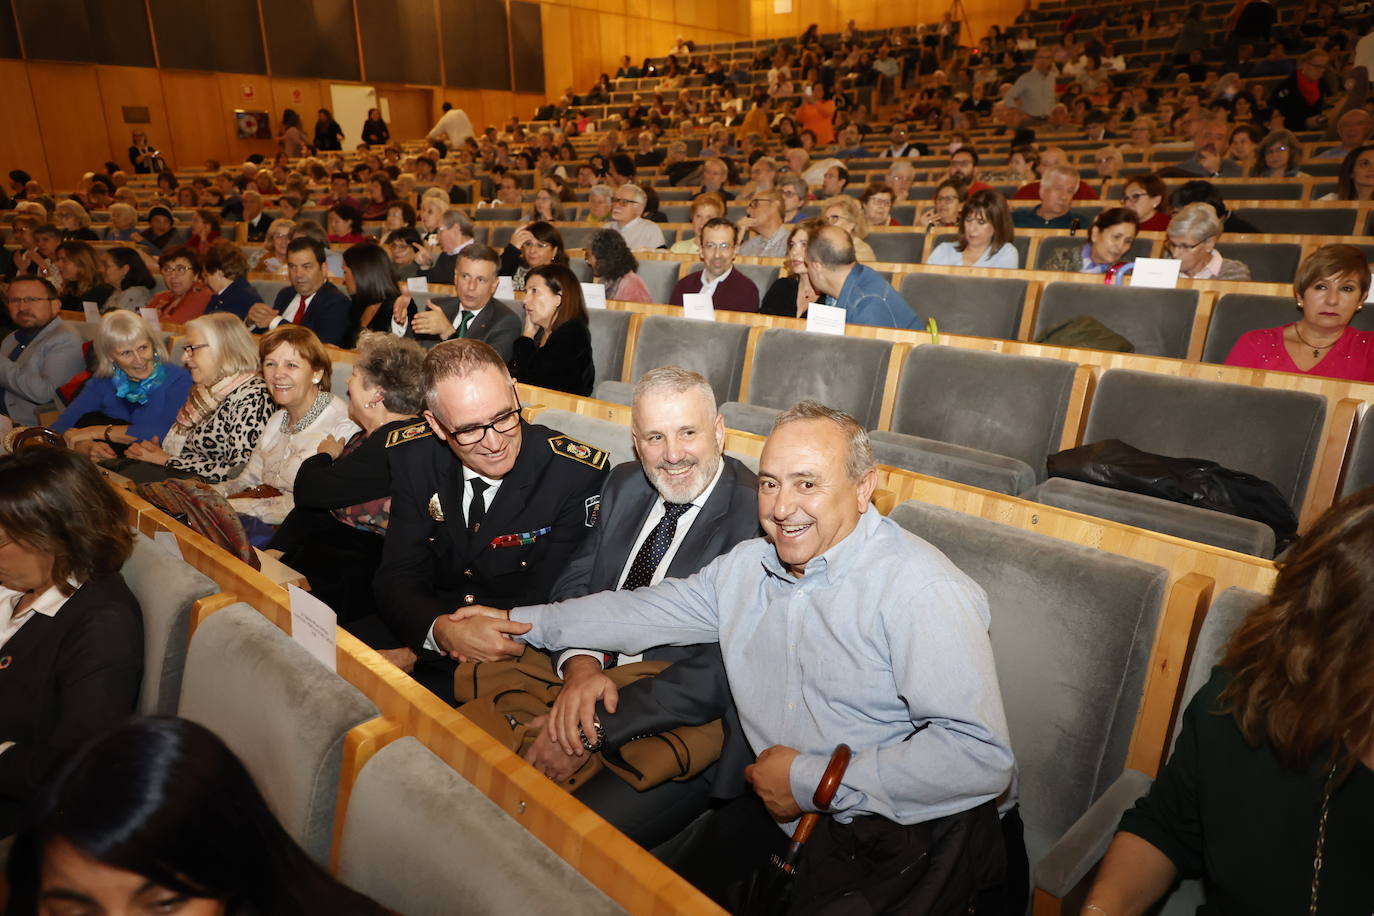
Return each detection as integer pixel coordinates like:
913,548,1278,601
106,370,1282,913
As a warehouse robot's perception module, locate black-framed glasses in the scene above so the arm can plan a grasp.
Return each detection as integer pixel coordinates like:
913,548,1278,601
435,392,524,446
182,343,210,355
8,296,57,306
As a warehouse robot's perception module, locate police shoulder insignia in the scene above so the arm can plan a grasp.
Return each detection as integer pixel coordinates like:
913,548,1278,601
548,435,608,470
385,421,433,448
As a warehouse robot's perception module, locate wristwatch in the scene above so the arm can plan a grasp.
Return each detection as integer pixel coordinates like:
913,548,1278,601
578,717,606,753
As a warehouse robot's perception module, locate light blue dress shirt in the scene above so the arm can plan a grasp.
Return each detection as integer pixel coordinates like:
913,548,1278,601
926,241,1021,269
513,506,1014,830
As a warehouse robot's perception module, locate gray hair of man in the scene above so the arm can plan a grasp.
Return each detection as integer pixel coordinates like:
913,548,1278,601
619,183,648,206
588,184,614,203
772,400,876,481
94,309,168,378
421,338,513,417
1167,201,1223,243
1041,163,1080,188
806,223,858,270
632,366,718,421
440,207,475,236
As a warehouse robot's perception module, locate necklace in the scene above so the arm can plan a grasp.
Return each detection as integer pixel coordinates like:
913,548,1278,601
282,390,331,435
1292,323,1342,359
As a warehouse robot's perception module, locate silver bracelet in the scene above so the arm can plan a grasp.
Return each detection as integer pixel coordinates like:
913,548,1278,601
1082,906,1109,916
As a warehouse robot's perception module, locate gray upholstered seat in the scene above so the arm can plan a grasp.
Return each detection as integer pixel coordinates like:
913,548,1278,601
1034,586,1267,905
178,605,379,864
888,501,1169,871
1216,242,1301,284
1026,369,1326,557
1341,409,1374,498
121,534,220,715
899,272,1028,340
488,225,516,249
870,345,1079,494
733,262,780,294
594,314,751,408
560,226,600,251
1033,282,1200,358
866,231,924,264
252,279,289,305
473,207,521,222
719,328,892,436
1233,207,1357,235
569,257,594,282
330,361,352,398
336,737,628,916
536,409,635,466
586,309,633,386
1033,235,1153,271
1202,293,1374,364
634,259,683,305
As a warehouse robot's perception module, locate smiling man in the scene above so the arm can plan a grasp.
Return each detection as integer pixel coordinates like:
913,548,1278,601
0,277,83,426
364,338,607,703
444,402,1015,906
669,218,760,312
245,237,352,346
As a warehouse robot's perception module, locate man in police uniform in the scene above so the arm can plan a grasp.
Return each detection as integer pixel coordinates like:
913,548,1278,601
369,338,607,703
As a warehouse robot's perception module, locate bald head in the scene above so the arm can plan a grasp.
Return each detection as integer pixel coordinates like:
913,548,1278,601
804,225,858,297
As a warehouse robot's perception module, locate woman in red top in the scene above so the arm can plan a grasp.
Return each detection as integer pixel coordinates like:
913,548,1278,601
1224,244,1374,382
186,209,222,253
796,81,836,147
1121,174,1171,232
327,204,368,245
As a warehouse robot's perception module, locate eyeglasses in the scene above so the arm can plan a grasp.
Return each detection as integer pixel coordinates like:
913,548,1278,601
611,197,639,206
1168,238,1212,253
8,296,56,306
436,396,524,446
1123,192,1149,202
182,343,210,355
161,264,193,274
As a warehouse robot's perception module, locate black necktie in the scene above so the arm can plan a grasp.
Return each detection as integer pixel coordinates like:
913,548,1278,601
621,502,692,590
468,478,489,534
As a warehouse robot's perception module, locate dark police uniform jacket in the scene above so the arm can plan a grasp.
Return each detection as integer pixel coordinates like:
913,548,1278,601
374,420,607,653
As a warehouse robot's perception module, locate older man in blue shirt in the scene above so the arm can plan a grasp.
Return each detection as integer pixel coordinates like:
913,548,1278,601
446,401,1015,908
805,225,921,330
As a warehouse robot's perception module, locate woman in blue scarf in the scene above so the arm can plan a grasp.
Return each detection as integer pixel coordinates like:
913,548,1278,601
1044,207,1140,285
54,310,192,460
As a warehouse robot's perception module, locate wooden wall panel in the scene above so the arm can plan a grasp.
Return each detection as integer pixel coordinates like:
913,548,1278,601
0,59,49,188
26,63,108,189
216,73,279,163
539,3,575,99
161,70,231,172
0,0,19,59
270,78,325,131
376,87,430,144
95,66,171,175
150,0,267,74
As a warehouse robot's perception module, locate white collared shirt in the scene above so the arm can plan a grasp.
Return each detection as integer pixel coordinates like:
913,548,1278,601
268,288,317,330
422,464,505,655
699,267,733,302
558,459,726,673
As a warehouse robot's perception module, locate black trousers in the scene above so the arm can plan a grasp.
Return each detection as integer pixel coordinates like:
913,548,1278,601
660,794,1027,916
574,765,715,851
345,614,459,705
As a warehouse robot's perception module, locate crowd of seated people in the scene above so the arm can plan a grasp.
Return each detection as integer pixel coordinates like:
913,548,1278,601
5,8,1374,911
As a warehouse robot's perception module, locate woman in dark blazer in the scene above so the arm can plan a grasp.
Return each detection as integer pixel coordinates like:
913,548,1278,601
0,448,142,838
507,264,595,396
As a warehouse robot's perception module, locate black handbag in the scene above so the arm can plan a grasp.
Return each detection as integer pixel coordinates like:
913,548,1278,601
1046,438,1299,551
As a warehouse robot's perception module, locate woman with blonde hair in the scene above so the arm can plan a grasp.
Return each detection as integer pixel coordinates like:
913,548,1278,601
53,200,98,242
250,218,297,273
53,240,113,311
1084,487,1374,913
821,194,875,262
118,313,274,483
53,310,193,458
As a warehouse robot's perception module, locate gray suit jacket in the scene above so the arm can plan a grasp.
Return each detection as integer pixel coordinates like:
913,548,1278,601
404,297,522,361
0,318,84,426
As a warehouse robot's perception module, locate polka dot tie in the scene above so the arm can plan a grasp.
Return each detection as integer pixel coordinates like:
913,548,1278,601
620,502,692,590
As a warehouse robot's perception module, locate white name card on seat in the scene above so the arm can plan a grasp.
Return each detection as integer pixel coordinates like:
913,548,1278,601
288,584,337,672
406,276,429,292
82,301,100,323
139,307,162,331
581,283,607,309
1130,258,1181,289
806,303,847,336
496,276,516,299
681,292,716,322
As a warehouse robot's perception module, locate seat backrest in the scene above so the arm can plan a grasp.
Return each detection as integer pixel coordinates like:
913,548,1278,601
1341,408,1374,498
568,257,594,282
1204,292,1374,364
1236,207,1357,235
474,207,521,221
1084,368,1326,507
537,408,636,466
1215,242,1302,284
634,259,683,305
488,225,516,250
891,345,1079,480
559,226,599,250
252,279,289,305
866,231,925,264
744,328,892,428
899,272,1028,339
337,738,627,916
630,315,752,403
1034,282,1199,358
178,605,379,864
733,262,780,294
586,309,633,386
889,501,1168,867
121,534,220,715
1171,587,1267,748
